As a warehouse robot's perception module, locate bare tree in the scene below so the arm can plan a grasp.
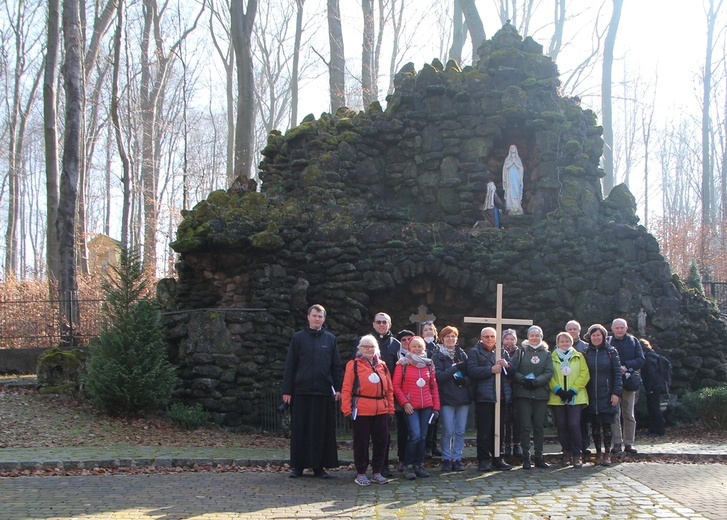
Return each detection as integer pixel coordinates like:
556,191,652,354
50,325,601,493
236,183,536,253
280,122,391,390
457,0,485,62
4,0,43,278
641,85,656,228
291,0,305,126
59,0,84,340
231,0,257,181
44,0,61,285
548,0,566,60
327,0,346,111
600,0,622,194
449,0,465,63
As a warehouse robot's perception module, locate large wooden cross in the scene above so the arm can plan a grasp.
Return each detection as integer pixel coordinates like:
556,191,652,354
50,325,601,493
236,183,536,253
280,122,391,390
464,283,532,458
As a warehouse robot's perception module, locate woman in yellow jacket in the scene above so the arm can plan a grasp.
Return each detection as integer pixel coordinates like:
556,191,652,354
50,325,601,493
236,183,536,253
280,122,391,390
548,331,590,468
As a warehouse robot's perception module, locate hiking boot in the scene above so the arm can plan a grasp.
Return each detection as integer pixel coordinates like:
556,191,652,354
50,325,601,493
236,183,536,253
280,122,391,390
354,474,371,486
477,460,493,472
534,457,549,469
441,460,452,472
414,465,430,478
493,457,512,470
403,466,417,480
452,460,465,471
370,473,388,484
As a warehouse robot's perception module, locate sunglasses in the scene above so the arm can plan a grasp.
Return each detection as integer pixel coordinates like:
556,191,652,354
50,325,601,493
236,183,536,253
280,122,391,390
374,320,388,324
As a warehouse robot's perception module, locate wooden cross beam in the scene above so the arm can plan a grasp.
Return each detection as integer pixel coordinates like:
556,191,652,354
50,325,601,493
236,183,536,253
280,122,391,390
464,283,533,458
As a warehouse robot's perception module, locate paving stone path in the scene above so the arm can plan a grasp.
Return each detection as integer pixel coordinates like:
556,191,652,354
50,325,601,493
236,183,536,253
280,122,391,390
2,461,725,519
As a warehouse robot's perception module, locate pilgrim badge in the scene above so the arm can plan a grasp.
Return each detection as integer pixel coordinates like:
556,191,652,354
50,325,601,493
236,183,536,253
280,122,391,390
531,356,540,364
561,366,572,376
368,372,381,384
416,377,426,388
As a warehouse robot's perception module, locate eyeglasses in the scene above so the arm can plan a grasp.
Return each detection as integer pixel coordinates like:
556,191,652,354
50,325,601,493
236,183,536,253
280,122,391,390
374,320,388,324
360,344,376,348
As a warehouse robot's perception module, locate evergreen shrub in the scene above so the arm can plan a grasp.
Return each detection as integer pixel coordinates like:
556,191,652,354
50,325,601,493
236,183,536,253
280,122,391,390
680,386,727,430
85,248,177,416
168,402,211,430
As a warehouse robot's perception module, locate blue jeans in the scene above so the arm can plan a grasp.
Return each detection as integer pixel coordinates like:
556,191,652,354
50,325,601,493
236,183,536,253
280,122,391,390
404,408,432,466
440,404,469,461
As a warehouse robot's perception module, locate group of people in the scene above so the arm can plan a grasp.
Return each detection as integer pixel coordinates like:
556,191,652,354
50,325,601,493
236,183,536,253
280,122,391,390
282,305,671,486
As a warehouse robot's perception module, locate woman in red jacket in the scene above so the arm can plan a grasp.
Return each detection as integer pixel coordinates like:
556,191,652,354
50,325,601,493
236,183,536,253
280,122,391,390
341,334,395,486
393,336,440,480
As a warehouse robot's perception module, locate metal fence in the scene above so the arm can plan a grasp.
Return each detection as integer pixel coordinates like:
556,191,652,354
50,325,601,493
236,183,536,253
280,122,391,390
260,389,353,437
0,298,105,349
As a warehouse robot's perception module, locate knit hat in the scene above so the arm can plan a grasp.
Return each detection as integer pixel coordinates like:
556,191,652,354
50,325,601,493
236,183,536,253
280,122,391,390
527,325,543,338
503,329,517,340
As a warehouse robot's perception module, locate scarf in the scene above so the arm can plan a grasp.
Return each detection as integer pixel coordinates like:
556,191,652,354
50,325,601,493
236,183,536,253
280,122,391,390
397,350,432,368
439,344,457,361
556,347,574,368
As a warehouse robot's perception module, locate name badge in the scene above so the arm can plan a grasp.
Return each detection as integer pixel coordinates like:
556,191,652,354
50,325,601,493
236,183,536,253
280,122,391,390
368,373,381,384
416,377,426,387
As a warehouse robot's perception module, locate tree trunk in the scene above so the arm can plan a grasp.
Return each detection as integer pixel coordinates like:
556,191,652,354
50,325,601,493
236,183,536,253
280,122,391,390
231,0,258,179
327,0,346,111
457,0,485,63
59,0,83,342
361,0,374,107
601,0,623,195
449,0,465,63
548,0,566,60
111,0,132,248
45,0,61,287
291,0,305,127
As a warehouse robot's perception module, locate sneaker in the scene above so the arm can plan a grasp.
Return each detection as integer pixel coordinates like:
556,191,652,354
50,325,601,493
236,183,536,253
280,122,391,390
452,460,465,472
441,460,452,472
370,473,388,484
403,466,417,480
313,469,331,479
583,448,592,456
624,445,638,454
380,465,394,478
534,457,550,469
492,457,512,470
354,474,371,486
414,465,430,478
572,460,583,469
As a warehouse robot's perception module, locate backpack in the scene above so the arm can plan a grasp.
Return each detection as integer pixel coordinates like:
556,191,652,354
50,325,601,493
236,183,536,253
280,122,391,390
656,353,672,393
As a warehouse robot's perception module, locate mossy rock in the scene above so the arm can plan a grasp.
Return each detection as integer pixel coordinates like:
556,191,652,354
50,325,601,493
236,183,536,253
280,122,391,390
37,348,87,393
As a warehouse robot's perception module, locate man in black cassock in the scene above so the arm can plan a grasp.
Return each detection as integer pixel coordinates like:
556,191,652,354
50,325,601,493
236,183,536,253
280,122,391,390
282,304,343,478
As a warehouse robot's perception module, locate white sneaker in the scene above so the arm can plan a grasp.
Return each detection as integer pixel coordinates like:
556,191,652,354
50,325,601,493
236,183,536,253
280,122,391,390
354,474,371,486
370,473,388,484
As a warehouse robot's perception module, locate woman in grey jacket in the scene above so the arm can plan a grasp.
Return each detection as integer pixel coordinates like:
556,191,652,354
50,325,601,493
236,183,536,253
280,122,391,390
510,325,554,469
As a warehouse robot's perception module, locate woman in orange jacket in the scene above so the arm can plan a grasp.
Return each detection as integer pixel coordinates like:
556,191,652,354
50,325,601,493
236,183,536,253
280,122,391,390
341,334,395,486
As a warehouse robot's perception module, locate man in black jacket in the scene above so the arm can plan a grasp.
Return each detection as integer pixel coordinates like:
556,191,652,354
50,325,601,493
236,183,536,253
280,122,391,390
371,312,401,477
282,304,343,478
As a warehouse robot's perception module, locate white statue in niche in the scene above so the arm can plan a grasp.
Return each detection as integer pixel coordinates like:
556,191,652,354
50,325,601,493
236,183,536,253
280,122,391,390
502,144,524,215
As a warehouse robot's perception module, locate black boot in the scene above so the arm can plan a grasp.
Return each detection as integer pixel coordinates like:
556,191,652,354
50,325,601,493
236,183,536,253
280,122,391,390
492,457,512,470
534,457,549,469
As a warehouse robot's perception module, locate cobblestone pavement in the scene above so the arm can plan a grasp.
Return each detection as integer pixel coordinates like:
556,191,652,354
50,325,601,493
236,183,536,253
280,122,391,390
2,461,725,519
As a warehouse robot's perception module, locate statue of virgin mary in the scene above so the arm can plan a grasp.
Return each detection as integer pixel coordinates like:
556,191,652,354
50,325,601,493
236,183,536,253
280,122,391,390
502,145,524,215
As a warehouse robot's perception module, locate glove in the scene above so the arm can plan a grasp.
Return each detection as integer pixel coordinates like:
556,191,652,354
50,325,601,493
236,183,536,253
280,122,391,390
555,388,567,400
523,379,535,389
565,389,576,401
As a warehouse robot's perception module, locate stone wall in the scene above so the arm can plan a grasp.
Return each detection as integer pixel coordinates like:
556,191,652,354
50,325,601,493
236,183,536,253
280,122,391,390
164,25,727,428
